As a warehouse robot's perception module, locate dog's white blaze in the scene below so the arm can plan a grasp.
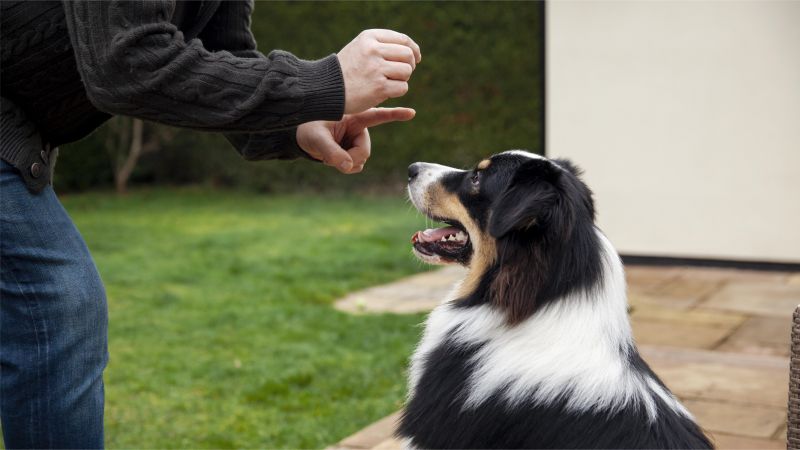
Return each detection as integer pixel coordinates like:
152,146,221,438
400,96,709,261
501,150,544,160
407,162,462,213
408,230,691,422
501,150,568,171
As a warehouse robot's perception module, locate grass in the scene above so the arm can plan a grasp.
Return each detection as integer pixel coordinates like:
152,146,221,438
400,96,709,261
60,188,432,448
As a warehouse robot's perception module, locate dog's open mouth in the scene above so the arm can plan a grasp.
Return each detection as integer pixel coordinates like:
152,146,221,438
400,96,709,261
411,221,472,264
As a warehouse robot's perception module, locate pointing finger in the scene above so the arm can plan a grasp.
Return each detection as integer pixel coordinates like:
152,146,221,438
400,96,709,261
350,107,416,129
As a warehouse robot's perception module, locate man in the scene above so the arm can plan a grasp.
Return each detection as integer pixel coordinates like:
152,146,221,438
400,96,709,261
0,1,421,448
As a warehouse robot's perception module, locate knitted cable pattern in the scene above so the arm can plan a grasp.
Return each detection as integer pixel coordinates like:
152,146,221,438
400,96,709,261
62,0,344,134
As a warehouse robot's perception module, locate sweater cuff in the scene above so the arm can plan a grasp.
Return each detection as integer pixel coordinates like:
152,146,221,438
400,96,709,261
294,53,345,123
226,129,310,161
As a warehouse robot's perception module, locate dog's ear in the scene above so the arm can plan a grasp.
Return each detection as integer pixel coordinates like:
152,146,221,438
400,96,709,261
488,159,562,238
490,241,548,325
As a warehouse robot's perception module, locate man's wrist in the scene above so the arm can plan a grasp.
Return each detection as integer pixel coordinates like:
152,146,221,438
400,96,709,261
277,52,345,124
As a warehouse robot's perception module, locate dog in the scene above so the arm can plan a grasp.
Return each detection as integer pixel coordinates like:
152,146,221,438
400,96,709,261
397,150,713,449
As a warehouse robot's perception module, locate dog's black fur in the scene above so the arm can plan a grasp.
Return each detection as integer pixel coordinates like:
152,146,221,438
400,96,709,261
398,152,713,449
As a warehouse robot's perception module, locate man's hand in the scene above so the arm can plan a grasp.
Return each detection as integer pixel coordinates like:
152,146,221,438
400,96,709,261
337,29,422,115
297,107,416,174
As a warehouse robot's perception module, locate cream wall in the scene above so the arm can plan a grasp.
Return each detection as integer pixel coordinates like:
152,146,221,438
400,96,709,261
547,0,800,263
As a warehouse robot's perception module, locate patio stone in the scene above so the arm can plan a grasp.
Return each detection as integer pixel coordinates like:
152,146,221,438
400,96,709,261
683,398,785,439
631,305,745,349
334,266,465,314
699,281,800,318
337,412,400,449
633,319,736,349
629,277,724,310
655,277,725,300
372,437,403,449
631,304,746,327
675,267,790,283
641,346,788,408
774,424,787,441
710,433,784,450
716,316,791,357
627,288,704,311
624,265,681,288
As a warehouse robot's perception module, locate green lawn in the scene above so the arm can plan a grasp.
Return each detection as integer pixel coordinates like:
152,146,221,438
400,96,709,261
61,188,431,448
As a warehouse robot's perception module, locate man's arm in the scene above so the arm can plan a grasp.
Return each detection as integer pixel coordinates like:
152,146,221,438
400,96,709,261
62,0,344,133
198,1,309,161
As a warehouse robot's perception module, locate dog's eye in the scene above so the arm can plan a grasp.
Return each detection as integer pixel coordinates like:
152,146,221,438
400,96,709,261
471,172,481,186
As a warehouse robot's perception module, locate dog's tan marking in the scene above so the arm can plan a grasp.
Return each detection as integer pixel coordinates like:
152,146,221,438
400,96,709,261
425,184,497,299
477,159,491,170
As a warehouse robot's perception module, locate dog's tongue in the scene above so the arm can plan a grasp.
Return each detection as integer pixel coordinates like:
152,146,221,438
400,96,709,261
412,227,461,244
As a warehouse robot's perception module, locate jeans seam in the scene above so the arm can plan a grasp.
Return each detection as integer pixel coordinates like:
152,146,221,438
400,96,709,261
3,256,51,448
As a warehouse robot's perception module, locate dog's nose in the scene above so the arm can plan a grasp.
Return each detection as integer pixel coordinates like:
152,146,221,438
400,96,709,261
408,163,422,181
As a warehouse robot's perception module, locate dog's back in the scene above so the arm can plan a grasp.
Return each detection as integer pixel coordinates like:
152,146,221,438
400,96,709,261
398,337,710,448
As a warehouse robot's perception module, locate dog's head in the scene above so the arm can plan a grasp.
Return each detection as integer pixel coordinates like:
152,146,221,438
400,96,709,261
408,150,601,323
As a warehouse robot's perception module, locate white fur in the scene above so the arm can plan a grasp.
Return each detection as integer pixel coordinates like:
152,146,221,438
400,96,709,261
408,230,692,422
501,150,569,171
501,150,545,160
407,162,463,214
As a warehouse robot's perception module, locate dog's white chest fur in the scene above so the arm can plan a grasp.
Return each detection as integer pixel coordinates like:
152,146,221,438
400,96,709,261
408,231,690,421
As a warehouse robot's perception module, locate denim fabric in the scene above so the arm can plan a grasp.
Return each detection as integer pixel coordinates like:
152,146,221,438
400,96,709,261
1,160,107,449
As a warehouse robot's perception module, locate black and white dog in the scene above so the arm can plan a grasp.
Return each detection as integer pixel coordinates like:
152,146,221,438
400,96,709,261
398,151,712,449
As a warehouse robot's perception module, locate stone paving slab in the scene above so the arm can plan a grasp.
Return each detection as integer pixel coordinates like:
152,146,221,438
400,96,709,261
334,266,466,314
628,288,704,310
623,265,681,287
640,345,789,409
674,267,790,283
334,412,401,449
700,281,800,317
711,433,784,449
631,304,746,349
682,398,785,439
716,316,792,357
633,319,738,349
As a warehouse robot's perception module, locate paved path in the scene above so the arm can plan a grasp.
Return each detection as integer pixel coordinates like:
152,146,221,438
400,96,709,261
332,265,800,449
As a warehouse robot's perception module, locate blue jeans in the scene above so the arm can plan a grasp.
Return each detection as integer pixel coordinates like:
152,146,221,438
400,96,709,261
1,160,107,449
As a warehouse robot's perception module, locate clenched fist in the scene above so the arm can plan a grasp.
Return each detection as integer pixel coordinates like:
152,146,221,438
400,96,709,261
337,29,422,114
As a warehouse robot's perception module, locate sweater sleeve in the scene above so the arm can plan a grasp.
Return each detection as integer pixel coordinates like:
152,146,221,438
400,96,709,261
198,1,311,161
61,0,345,134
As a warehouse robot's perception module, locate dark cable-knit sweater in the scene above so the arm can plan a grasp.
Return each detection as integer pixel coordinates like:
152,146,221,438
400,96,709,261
0,0,345,165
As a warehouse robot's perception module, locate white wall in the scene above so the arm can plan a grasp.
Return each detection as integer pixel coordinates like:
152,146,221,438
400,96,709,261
547,0,800,264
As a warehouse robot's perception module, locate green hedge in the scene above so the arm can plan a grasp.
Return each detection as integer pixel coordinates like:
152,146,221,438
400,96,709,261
57,1,543,193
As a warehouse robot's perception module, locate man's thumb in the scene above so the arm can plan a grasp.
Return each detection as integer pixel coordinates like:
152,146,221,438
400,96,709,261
320,143,354,173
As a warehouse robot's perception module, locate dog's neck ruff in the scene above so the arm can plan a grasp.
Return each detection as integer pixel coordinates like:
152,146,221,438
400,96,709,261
408,230,690,422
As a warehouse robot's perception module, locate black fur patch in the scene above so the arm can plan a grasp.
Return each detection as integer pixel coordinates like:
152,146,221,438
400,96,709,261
397,337,713,449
